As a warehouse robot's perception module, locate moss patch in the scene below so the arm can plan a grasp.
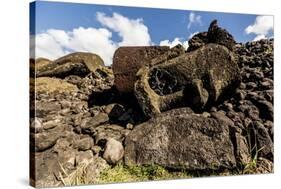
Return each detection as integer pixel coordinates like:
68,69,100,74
35,77,78,93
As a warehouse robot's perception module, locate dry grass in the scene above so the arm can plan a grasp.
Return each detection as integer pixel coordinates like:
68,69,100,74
58,163,193,186
35,77,78,93
58,163,90,186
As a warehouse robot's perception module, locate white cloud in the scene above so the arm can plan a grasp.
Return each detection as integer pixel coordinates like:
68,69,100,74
97,12,151,46
34,12,151,65
34,27,116,66
245,15,273,41
160,37,189,49
188,31,199,39
187,12,202,29
159,31,199,50
35,32,68,60
253,34,266,41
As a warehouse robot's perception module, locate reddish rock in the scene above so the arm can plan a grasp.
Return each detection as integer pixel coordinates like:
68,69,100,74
112,46,170,93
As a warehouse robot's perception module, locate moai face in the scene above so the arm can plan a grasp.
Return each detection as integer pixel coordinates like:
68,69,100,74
134,44,241,117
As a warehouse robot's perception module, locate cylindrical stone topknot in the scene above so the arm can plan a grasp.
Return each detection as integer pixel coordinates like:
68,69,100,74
112,46,170,93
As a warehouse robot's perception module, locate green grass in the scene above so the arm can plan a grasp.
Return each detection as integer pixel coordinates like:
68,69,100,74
96,164,192,184
59,161,269,186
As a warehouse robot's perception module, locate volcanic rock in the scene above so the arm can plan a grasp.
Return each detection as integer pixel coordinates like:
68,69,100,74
188,20,236,52
125,108,236,170
103,138,124,164
135,44,240,117
112,46,170,93
36,52,104,78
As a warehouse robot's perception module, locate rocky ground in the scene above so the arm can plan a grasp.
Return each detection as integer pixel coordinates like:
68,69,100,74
30,21,273,187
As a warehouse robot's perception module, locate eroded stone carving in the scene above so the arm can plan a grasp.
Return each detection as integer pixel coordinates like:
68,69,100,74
36,52,104,78
134,44,241,117
112,45,185,93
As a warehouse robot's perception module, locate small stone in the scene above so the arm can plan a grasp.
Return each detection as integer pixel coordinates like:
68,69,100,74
42,119,60,130
59,108,71,116
75,150,94,166
76,137,94,151
224,103,233,111
126,123,134,130
36,101,62,117
81,113,109,133
210,107,217,112
249,121,273,160
264,120,273,129
243,117,252,128
118,109,133,122
239,82,246,89
30,117,43,133
53,138,71,152
236,90,247,100
245,105,260,121
84,157,109,183
202,112,211,118
255,100,273,121
256,157,273,173
261,80,273,89
34,125,65,152
91,145,102,155
235,133,251,165
58,149,76,167
103,138,124,164
60,100,72,109
246,82,257,90
94,124,125,144
106,104,126,120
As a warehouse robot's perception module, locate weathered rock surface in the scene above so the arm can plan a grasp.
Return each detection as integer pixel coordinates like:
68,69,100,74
36,52,104,78
103,138,124,164
112,46,181,93
188,20,236,51
135,44,240,117
187,32,208,52
125,108,236,170
35,77,79,94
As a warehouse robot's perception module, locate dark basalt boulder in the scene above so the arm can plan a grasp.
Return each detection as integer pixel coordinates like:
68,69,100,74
188,20,236,52
124,108,236,170
187,32,208,52
134,43,240,117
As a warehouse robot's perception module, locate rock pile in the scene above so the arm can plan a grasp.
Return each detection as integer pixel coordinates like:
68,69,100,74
30,20,273,187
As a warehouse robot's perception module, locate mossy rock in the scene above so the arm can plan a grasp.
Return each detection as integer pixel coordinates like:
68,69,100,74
35,77,78,94
36,52,104,78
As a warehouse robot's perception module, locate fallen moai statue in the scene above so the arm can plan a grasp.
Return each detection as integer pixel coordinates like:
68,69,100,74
135,43,241,117
112,20,240,117
36,52,105,78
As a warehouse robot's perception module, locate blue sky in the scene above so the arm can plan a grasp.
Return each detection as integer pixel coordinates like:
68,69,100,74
30,1,274,65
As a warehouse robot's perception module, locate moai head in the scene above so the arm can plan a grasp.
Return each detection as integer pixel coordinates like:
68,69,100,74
36,52,105,78
134,44,241,117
